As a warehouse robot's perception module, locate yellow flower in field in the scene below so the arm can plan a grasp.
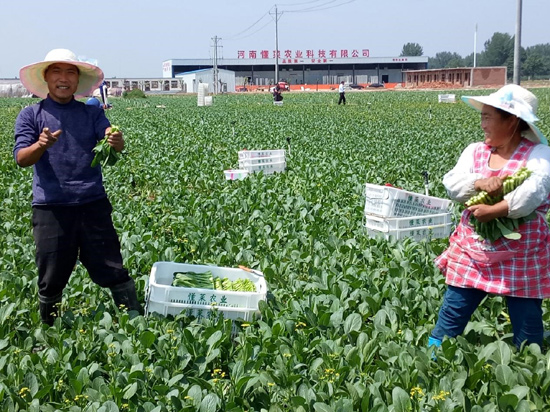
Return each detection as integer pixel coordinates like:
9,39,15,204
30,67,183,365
166,329,174,334
19,387,30,396
432,390,450,401
410,386,424,398
296,321,307,328
241,323,251,328
283,353,292,358
268,382,275,387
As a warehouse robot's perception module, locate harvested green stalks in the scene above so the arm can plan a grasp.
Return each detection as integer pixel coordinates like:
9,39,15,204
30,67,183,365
91,125,121,168
466,167,535,241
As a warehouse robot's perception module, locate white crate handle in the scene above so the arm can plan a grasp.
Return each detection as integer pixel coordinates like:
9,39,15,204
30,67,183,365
364,184,390,200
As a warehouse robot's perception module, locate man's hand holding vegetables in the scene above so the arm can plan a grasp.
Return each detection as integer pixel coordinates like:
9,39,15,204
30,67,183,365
105,125,124,152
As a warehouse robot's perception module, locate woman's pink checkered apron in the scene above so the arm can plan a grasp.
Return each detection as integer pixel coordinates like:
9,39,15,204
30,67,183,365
435,139,550,298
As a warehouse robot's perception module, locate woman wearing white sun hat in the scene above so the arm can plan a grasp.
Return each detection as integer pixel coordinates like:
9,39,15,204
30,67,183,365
430,84,550,351
14,49,142,325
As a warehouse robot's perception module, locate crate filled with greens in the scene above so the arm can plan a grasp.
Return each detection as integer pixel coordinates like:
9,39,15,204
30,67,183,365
145,262,268,332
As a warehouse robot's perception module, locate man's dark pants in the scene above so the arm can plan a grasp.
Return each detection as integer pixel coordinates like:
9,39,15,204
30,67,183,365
32,196,131,302
338,92,346,105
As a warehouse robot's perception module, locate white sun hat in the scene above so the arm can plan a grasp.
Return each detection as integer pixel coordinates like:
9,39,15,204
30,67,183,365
461,84,547,145
19,49,104,99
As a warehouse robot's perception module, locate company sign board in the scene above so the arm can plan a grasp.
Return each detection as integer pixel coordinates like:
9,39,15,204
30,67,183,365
237,49,370,63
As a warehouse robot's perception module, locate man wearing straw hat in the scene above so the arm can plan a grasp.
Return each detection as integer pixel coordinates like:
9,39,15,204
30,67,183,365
430,84,550,353
14,49,142,326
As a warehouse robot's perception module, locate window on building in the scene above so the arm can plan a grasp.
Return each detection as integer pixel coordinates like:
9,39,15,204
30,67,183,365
171,81,178,88
152,81,159,89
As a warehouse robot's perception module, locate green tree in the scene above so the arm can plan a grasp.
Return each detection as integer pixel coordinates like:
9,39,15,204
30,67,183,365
480,32,514,67
429,52,454,69
523,44,550,77
523,53,545,77
400,43,423,57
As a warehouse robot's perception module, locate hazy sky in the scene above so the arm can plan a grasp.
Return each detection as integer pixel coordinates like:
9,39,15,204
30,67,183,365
2,0,549,79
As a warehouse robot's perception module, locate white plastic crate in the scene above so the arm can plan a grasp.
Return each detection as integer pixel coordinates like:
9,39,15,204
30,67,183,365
224,169,249,180
238,149,286,160
438,94,456,103
238,155,286,166
364,212,452,231
364,183,452,218
145,262,268,335
239,160,286,175
273,101,283,106
364,221,453,242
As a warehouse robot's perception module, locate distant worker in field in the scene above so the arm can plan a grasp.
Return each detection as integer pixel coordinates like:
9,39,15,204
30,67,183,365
430,84,550,353
13,48,142,326
273,84,283,102
338,81,346,105
86,81,111,109
85,96,103,108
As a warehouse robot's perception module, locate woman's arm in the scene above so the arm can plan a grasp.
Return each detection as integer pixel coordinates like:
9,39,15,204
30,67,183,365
505,144,550,219
442,143,484,203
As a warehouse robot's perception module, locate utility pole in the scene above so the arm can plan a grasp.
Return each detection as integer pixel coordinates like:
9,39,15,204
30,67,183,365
212,36,221,94
270,5,281,84
513,0,522,85
473,23,477,68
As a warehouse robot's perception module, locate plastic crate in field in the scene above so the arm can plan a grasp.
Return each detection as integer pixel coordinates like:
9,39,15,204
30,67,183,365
238,155,285,166
238,149,286,160
238,149,286,175
364,183,452,218
364,219,453,242
238,160,286,175
145,262,268,336
364,212,452,232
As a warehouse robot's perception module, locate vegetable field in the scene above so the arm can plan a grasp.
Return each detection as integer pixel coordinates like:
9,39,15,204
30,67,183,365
1,89,550,412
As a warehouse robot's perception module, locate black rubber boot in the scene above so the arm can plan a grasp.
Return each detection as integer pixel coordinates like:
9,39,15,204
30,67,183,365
110,279,143,316
39,293,62,326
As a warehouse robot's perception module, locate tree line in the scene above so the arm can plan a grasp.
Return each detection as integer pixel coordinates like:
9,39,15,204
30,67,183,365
400,33,550,79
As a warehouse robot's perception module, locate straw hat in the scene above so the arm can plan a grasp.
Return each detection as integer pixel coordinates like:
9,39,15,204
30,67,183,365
19,49,104,99
461,84,547,145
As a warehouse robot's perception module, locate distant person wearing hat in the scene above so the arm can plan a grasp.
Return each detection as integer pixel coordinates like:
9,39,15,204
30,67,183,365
13,48,142,326
429,84,550,352
338,81,346,105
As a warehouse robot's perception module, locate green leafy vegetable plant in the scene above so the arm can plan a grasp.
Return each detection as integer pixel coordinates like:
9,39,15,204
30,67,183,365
91,125,121,167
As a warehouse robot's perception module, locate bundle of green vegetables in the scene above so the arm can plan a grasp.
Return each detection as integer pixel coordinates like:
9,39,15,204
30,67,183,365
172,271,256,292
91,125,121,167
466,167,535,242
